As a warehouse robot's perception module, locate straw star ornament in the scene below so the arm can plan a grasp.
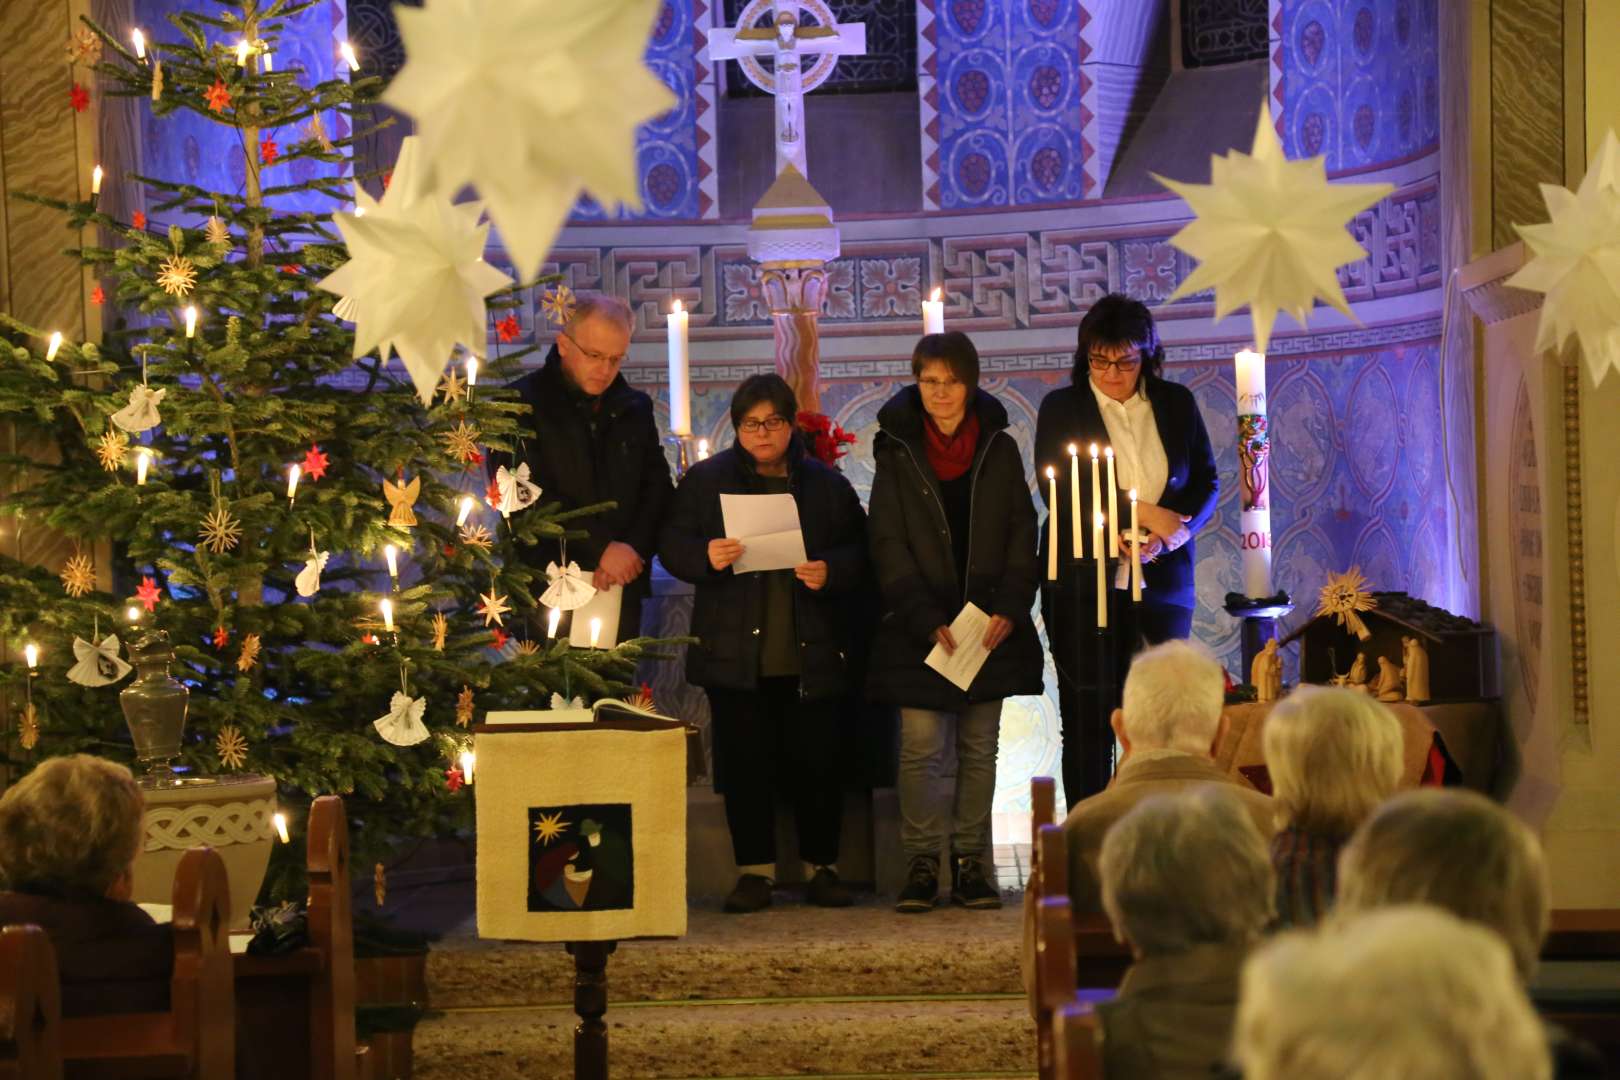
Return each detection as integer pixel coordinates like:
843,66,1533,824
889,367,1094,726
199,502,242,554
60,554,97,597
1315,567,1378,641
216,725,248,770
477,587,511,628
1155,103,1393,352
157,255,197,297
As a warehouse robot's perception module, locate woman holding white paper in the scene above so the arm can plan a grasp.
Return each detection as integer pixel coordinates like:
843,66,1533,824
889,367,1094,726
658,375,868,915
867,332,1042,914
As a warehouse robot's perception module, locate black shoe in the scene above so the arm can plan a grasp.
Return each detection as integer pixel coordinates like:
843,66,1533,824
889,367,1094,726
806,866,854,908
724,873,774,913
895,856,940,913
951,855,1003,909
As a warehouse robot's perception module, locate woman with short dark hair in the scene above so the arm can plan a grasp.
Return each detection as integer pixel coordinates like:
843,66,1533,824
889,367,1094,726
1036,294,1219,807
659,374,868,913
868,331,1042,912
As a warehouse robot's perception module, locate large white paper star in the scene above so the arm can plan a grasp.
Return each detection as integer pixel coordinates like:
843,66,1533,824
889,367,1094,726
1154,103,1394,352
318,137,513,405
382,0,676,281
1507,131,1620,385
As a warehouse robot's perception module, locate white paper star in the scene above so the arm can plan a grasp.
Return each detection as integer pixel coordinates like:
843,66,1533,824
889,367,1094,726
1154,102,1394,352
317,137,513,405
382,0,676,281
1508,130,1620,385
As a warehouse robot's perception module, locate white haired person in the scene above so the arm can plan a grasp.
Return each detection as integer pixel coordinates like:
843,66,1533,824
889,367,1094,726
1261,685,1402,927
0,755,172,1017
1337,789,1605,1077
1233,906,1553,1080
1089,787,1276,1079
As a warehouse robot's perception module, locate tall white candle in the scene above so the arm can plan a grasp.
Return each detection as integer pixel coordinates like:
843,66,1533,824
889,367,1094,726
1094,513,1108,629
1105,447,1118,558
921,287,944,335
1067,445,1082,559
667,299,691,435
1129,489,1142,601
287,463,300,503
547,606,561,639
1089,444,1102,562
1045,466,1058,581
1234,349,1273,598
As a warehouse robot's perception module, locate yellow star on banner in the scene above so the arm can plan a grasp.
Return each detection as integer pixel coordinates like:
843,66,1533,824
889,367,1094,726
533,810,570,845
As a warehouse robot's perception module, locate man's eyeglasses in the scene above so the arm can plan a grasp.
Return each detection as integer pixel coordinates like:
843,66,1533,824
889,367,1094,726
738,415,791,435
1088,351,1142,374
918,376,963,394
560,331,627,368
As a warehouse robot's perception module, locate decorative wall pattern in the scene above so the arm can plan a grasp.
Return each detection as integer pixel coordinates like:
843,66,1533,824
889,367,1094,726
1270,0,1440,172
1182,0,1270,68
721,0,917,96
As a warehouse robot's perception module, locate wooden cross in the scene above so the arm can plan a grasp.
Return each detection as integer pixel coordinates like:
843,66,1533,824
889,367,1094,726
707,0,867,179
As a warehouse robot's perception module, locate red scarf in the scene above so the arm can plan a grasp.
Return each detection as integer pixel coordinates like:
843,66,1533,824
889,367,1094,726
923,409,980,481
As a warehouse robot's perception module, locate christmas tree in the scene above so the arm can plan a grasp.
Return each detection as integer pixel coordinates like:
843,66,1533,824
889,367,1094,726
0,1,666,899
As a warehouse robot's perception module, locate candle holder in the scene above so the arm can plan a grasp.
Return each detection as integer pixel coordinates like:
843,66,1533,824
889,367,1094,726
119,629,190,787
1224,591,1295,689
665,433,696,479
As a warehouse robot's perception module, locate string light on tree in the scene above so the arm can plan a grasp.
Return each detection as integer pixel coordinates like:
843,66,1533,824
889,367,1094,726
286,463,301,504
184,305,198,338
135,447,152,485
456,495,475,528
339,39,359,71
46,333,63,363
131,28,145,60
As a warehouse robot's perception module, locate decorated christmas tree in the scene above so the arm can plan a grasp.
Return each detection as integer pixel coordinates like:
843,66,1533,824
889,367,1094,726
0,1,665,899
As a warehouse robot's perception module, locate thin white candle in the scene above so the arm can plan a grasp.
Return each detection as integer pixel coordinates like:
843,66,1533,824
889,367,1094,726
339,40,359,71
666,299,691,436
1067,445,1082,559
1105,447,1118,558
286,463,300,503
1234,348,1274,598
1129,489,1142,602
921,287,944,335
91,165,103,196
1089,444,1102,562
46,333,63,363
131,28,146,60
457,495,474,527
23,644,37,671
1045,466,1058,581
546,606,561,639
1094,513,1108,629
135,447,152,485
379,597,394,632
384,544,399,582
589,617,601,649
459,750,475,785
184,305,198,338
272,812,290,844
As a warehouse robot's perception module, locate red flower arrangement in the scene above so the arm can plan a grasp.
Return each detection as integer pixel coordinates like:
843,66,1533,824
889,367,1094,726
796,411,856,467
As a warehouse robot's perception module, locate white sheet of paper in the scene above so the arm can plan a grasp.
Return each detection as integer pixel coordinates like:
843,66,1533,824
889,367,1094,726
569,581,623,647
720,493,807,574
924,602,994,692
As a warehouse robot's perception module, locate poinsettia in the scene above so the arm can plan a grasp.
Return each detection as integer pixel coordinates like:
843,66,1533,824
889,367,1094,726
131,210,147,230
259,136,278,165
495,313,521,343
797,411,857,467
69,83,90,112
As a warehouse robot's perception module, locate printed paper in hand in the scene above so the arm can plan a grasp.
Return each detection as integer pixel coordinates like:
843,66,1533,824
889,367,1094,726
569,582,623,647
720,493,807,574
924,602,994,692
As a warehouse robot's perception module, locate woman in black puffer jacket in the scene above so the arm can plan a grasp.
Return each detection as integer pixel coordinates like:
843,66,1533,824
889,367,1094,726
867,332,1043,914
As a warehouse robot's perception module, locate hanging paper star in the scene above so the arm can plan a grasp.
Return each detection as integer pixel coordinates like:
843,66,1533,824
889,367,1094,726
317,136,513,405
60,553,97,597
489,627,509,650
437,369,466,403
131,210,147,231
541,284,576,327
206,216,231,248
150,60,163,103
441,421,482,464
95,430,128,472
215,725,248,770
70,83,90,112
205,79,231,113
237,633,262,672
431,611,449,651
302,444,330,482
90,285,105,306
477,587,511,627
18,703,40,750
212,625,230,649
625,682,657,712
156,255,197,297
455,685,475,727
514,640,540,657
459,523,493,551
199,502,242,554
259,136,278,165
444,765,465,792
1155,102,1393,352
66,29,102,65
382,0,676,281
484,475,502,510
136,575,161,612
306,112,332,152
495,313,521,343
1508,131,1620,384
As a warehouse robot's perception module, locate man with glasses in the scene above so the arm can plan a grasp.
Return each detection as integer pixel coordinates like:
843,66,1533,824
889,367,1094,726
493,294,672,643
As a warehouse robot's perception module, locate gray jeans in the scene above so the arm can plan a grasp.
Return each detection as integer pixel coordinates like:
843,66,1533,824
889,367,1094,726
897,701,1003,861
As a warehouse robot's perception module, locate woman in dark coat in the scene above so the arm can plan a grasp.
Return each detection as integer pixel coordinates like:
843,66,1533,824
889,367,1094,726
1035,294,1219,809
868,332,1043,913
659,374,868,914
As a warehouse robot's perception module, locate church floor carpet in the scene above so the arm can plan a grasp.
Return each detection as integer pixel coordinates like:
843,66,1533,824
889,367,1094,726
413,892,1037,1079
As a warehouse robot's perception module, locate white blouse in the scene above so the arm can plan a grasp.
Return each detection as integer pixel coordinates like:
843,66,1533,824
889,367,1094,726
1088,376,1168,506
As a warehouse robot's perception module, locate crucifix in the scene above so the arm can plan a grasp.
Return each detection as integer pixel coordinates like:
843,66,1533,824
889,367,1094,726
707,0,867,179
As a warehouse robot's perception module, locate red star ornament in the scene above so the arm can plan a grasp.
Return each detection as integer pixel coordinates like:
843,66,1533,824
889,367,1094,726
136,575,161,612
361,633,379,646
132,210,147,230
489,628,509,650
70,83,90,112
212,625,229,649
302,444,329,482
444,766,465,792
204,79,231,113
90,285,105,305
484,476,502,510
495,314,520,343
259,137,278,165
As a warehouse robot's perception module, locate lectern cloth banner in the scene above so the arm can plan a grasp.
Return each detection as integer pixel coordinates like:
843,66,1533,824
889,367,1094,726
475,720,687,941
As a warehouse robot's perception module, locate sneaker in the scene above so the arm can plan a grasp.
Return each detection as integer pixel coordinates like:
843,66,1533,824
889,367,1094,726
950,855,1003,910
806,866,854,908
723,873,774,914
895,856,940,914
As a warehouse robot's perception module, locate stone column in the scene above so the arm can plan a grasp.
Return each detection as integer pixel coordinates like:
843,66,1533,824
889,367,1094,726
760,266,826,415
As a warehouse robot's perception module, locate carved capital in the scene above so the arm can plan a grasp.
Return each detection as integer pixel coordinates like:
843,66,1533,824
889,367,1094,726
760,265,828,315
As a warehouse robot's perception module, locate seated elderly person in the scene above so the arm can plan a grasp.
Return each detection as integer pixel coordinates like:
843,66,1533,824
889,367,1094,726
1262,686,1402,927
0,754,171,1017
1233,905,1553,1080
1336,789,1605,1078
1089,786,1276,1079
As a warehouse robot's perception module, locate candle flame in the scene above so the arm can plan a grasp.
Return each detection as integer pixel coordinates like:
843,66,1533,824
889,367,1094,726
1095,512,1106,528
589,617,602,648
672,298,684,314
23,644,38,670
547,606,561,638
92,165,103,195
132,28,146,59
1089,443,1099,458
379,598,394,631
1045,465,1055,478
459,750,476,785
184,305,198,338
1067,443,1078,456
272,812,290,844
1104,446,1114,459
127,606,141,623
135,447,152,485
1129,488,1138,501
930,287,941,302
339,40,359,71
384,544,399,578
46,332,63,363
457,495,474,527
287,463,300,500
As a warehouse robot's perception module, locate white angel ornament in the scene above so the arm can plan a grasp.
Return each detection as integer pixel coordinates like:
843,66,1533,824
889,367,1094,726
66,634,132,687
540,560,596,611
296,549,330,598
374,691,430,746
495,463,540,517
111,385,166,433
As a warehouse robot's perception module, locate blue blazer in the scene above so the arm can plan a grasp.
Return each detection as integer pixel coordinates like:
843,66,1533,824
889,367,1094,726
1033,374,1218,611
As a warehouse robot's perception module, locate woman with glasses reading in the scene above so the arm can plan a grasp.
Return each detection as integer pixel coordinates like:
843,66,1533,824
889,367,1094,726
659,374,868,913
867,332,1042,913
1035,294,1218,807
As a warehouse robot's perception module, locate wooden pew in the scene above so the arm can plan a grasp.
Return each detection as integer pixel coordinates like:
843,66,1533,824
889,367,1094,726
234,795,365,1080
1052,1003,1103,1080
0,924,62,1080
61,846,235,1079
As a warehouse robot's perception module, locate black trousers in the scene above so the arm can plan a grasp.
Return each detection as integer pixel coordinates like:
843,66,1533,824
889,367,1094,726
1046,569,1194,810
706,677,843,868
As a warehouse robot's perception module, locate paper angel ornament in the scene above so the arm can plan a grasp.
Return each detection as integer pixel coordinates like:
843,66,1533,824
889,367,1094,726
317,136,513,405
374,691,430,746
550,692,586,711
296,550,330,598
66,634,132,687
495,463,541,517
540,560,596,611
381,0,676,281
111,385,166,433
384,475,421,527
1155,103,1393,352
